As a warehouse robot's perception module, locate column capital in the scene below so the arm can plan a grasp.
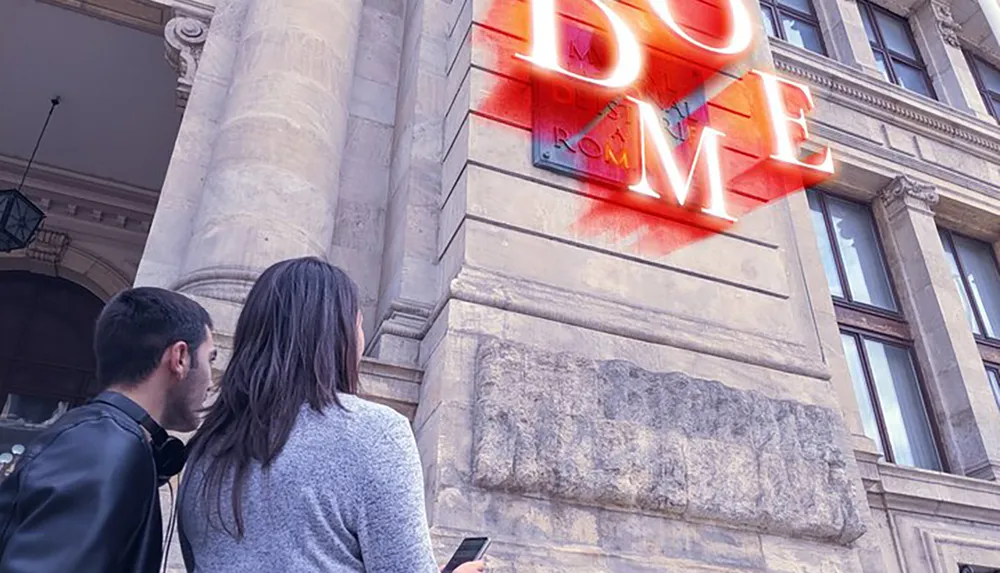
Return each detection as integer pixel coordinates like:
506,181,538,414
164,6,211,110
929,0,962,47
879,175,940,216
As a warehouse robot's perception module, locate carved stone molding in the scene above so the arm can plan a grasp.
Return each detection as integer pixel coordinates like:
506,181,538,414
164,11,210,109
24,228,70,265
772,54,1000,157
0,155,155,240
880,175,940,215
171,266,259,303
930,0,962,48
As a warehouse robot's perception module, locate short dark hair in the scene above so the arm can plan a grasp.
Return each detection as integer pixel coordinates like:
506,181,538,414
94,287,213,388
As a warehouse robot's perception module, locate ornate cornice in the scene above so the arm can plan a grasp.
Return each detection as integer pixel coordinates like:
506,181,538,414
930,0,962,48
38,0,169,35
772,52,1000,157
0,156,155,239
164,8,210,109
880,175,940,214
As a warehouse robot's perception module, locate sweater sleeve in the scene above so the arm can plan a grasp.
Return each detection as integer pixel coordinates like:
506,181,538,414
356,414,438,573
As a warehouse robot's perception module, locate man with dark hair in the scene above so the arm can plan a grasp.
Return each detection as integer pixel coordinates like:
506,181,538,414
0,287,216,573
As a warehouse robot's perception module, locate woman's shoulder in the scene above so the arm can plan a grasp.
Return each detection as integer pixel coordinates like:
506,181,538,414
296,396,417,474
307,394,412,439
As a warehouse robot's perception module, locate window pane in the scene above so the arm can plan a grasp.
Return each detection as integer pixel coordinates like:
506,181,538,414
1,394,67,426
841,333,886,456
873,51,892,83
990,96,1000,120
987,368,1000,411
859,5,878,45
761,5,778,38
873,10,918,59
953,234,1000,338
940,230,981,335
806,190,845,298
777,0,814,14
781,16,825,54
892,60,934,98
827,196,897,310
863,339,941,471
973,55,1000,95
988,368,1000,410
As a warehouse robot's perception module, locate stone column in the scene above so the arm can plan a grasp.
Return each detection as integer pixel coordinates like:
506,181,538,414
912,0,993,120
171,0,364,307
136,0,243,290
814,0,882,77
876,176,1000,480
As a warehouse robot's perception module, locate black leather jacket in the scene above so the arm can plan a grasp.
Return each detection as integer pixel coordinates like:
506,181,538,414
0,401,163,573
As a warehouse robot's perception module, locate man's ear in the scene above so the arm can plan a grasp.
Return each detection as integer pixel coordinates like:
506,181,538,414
163,341,191,378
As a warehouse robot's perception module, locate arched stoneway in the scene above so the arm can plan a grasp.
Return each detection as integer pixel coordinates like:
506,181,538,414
0,271,105,452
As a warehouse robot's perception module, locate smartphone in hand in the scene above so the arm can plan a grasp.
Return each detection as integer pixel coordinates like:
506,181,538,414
441,537,490,573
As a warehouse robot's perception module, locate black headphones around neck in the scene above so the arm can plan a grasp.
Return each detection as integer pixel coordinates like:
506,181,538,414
92,391,187,486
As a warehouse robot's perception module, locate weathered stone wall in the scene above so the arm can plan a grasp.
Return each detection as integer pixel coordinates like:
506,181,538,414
471,338,865,545
408,0,888,567
413,307,874,571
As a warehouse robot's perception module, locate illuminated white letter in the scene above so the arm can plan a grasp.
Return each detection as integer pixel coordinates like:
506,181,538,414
647,0,753,56
627,97,735,222
515,0,643,89
752,70,834,174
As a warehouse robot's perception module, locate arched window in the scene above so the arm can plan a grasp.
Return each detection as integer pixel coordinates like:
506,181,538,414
0,271,105,456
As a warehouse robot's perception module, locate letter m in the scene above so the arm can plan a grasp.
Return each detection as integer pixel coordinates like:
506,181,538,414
626,97,736,222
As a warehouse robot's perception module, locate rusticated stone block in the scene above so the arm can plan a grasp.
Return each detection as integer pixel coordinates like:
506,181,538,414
471,338,865,545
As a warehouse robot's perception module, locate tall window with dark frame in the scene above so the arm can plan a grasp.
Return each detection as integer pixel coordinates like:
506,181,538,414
856,0,936,99
939,228,1000,402
939,229,1000,341
984,365,1000,411
964,51,1000,121
758,0,827,55
807,188,944,471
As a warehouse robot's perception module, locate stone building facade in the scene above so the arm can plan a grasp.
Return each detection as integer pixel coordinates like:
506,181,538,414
3,0,1000,571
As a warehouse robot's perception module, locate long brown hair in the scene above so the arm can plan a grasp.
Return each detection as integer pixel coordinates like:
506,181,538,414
185,257,361,538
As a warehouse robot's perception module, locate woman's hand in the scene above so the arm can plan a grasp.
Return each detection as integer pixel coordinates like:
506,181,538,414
440,561,486,573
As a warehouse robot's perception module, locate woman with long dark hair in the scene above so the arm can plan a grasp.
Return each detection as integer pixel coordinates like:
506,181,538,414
177,257,484,573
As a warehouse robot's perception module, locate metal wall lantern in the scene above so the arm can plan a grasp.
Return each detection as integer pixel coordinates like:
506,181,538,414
0,189,44,252
0,97,60,253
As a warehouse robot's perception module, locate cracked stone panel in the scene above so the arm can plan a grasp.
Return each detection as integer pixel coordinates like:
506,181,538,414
471,338,866,545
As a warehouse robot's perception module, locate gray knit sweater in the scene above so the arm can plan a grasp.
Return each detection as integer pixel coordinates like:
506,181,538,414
177,395,439,573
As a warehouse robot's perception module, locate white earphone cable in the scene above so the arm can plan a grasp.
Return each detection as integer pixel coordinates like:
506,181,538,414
161,478,179,573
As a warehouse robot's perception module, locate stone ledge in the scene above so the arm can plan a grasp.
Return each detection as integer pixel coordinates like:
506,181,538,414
470,338,866,545
771,42,1000,161
359,357,422,420
865,460,1000,525
449,266,829,380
